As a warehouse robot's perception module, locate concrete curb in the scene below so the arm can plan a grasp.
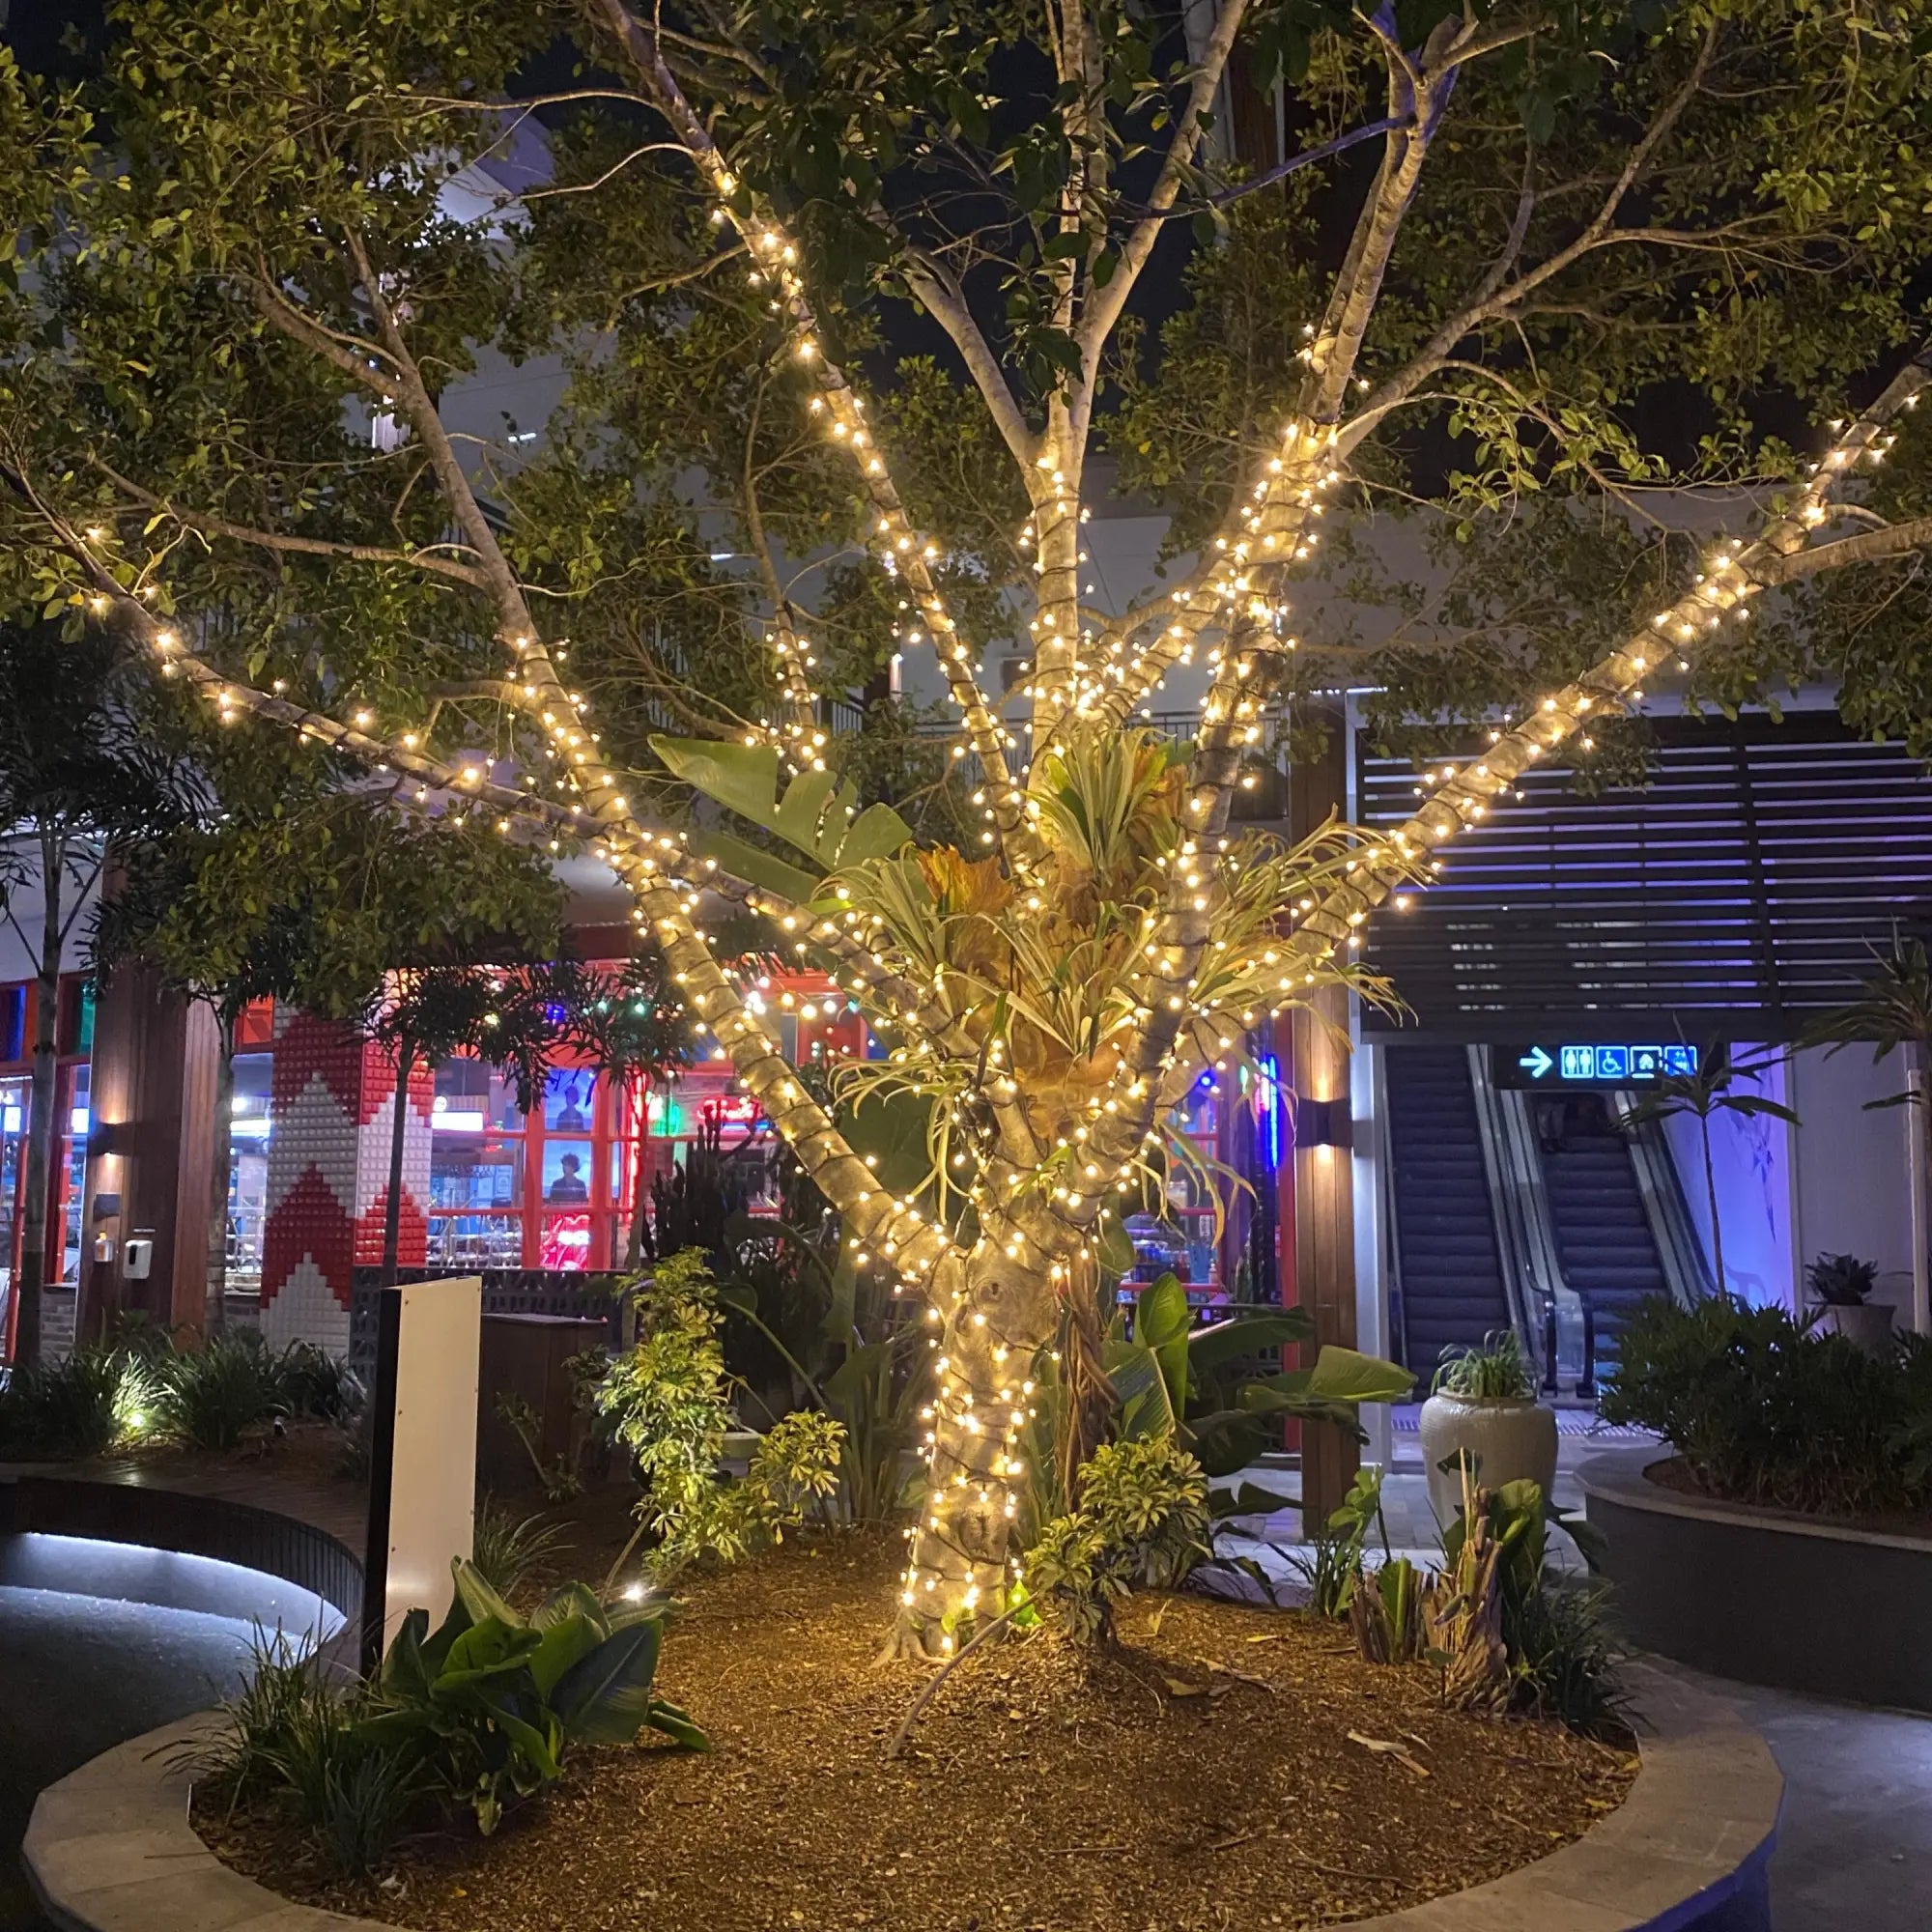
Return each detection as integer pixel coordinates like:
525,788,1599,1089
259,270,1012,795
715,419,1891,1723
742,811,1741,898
26,1660,1777,1932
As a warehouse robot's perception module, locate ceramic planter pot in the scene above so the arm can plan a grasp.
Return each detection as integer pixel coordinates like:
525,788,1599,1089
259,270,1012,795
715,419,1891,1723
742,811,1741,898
1815,1301,1895,1352
1418,1393,1559,1525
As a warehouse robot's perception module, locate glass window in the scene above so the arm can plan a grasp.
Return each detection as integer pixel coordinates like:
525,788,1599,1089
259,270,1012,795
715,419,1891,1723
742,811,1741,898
434,1057,524,1131
431,1135,525,1210
540,1142,596,1206
427,1212,525,1270
538,1211,595,1271
0,1075,26,1311
226,1053,273,1288
59,1066,89,1284
542,1066,598,1133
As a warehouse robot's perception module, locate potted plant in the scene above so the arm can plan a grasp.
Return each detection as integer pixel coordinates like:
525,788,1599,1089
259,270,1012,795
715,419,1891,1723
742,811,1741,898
1805,1252,1894,1351
1417,1330,1557,1526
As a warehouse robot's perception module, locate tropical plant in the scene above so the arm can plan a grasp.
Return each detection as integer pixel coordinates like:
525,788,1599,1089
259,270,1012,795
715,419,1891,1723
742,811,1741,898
470,1499,568,1601
593,1249,845,1579
1804,937,1932,1108
544,952,694,1271
1021,1435,1209,1644
1617,1051,1798,1294
1806,1252,1881,1309
368,964,563,1280
1108,1273,1415,1478
1439,1474,1629,1736
1349,1555,1428,1667
149,1330,282,1451
1601,1293,1931,1518
1291,1464,1389,1620
12,1,1932,1657
1433,1329,1534,1401
0,1343,149,1458
362,1559,704,1835
96,729,561,1329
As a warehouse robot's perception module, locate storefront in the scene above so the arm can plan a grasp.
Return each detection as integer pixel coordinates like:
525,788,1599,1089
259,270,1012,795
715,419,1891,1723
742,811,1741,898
0,977,98,1354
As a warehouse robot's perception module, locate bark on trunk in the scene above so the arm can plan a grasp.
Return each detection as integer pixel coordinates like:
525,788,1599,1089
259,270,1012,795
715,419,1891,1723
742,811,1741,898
383,1040,414,1283
204,1009,236,1334
895,1213,1064,1657
14,838,64,1367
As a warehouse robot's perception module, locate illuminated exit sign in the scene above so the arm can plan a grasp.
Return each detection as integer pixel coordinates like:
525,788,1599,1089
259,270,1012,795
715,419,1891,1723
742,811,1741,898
1492,1041,1699,1089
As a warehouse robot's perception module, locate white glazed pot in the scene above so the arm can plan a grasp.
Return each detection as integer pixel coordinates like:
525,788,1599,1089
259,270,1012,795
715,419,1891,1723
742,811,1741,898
1816,1301,1895,1353
1418,1393,1559,1526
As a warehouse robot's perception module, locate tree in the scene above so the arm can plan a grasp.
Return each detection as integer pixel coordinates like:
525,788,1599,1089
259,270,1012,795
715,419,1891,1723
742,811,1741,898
97,720,563,1324
4,4,1932,1649
0,622,195,1364
543,952,695,1272
1618,1049,1799,1297
370,964,561,1280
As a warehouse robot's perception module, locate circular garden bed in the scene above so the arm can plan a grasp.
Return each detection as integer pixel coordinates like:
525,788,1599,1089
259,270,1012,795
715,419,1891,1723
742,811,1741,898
198,1531,1635,1932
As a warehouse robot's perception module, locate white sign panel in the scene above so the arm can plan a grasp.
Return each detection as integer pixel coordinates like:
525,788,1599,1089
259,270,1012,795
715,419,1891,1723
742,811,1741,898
366,1275,480,1658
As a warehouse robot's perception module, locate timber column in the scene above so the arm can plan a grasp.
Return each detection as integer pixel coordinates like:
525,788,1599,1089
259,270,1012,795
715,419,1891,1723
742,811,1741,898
1288,701,1360,1519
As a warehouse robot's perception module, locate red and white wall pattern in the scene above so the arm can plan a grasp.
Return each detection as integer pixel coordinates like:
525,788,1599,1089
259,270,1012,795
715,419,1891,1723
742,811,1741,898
260,1009,431,1350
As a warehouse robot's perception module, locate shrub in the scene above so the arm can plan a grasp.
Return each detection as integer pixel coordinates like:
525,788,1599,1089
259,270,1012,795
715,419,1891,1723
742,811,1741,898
151,1332,281,1450
1600,1293,1924,1517
187,1563,704,1870
1434,1328,1534,1400
1022,1435,1208,1641
592,1249,843,1577
0,1346,149,1458
268,1340,363,1422
362,1561,704,1834
470,1499,567,1600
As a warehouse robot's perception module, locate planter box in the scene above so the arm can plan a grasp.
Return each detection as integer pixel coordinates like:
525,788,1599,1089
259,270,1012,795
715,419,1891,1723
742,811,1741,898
1582,1448,1932,1712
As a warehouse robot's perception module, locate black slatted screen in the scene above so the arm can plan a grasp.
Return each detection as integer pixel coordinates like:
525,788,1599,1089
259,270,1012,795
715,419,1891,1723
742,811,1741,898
1357,714,1932,1041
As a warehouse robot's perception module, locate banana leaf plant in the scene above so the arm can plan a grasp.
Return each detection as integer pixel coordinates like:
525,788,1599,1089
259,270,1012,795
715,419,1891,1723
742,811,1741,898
360,1558,704,1833
1109,1272,1415,1483
652,735,915,904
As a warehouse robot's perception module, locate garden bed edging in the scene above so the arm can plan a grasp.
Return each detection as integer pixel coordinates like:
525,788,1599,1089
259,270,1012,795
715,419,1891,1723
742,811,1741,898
25,1662,1778,1932
1581,1447,1932,1713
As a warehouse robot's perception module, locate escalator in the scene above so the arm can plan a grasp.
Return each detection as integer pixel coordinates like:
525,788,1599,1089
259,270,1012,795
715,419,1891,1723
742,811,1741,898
1536,1096,1667,1376
1383,1044,1514,1374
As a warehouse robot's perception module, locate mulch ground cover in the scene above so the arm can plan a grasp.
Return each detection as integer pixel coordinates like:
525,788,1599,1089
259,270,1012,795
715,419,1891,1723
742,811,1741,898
199,1515,1635,1932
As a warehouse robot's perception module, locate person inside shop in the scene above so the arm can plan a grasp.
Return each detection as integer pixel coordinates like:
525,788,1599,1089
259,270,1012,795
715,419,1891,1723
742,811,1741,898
547,1151,589,1202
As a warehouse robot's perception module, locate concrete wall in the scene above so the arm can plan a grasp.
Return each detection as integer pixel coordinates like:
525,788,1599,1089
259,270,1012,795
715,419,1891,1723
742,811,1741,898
1788,1041,1920,1323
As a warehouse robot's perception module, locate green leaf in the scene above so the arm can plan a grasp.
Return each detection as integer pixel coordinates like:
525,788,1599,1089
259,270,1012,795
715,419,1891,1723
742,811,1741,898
551,1618,666,1745
650,736,785,836
686,828,822,904
1186,1307,1314,1376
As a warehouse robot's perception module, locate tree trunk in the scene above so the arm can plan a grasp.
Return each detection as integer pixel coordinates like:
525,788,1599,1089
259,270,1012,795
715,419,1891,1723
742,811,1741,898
383,1040,415,1283
895,1212,1064,1658
1701,1117,1724,1294
203,1007,237,1334
14,835,64,1368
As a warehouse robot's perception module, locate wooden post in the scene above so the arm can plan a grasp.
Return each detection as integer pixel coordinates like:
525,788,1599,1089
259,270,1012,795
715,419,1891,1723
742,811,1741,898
1289,703,1360,1520
83,960,217,1339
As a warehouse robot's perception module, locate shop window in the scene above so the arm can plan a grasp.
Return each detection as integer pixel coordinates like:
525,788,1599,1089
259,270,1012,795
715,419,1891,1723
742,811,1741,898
225,1053,273,1288
427,1056,526,1269
58,980,94,1058
0,988,23,1064
0,1075,26,1309
542,1066,597,1132
57,1065,89,1284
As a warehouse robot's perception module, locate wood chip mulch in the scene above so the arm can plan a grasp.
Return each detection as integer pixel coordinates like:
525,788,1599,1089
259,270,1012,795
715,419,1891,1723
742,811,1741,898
199,1527,1635,1932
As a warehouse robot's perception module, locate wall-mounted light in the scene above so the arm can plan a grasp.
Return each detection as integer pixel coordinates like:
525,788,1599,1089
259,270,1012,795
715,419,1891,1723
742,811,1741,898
1295,1096,1352,1151
86,1121,125,1158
